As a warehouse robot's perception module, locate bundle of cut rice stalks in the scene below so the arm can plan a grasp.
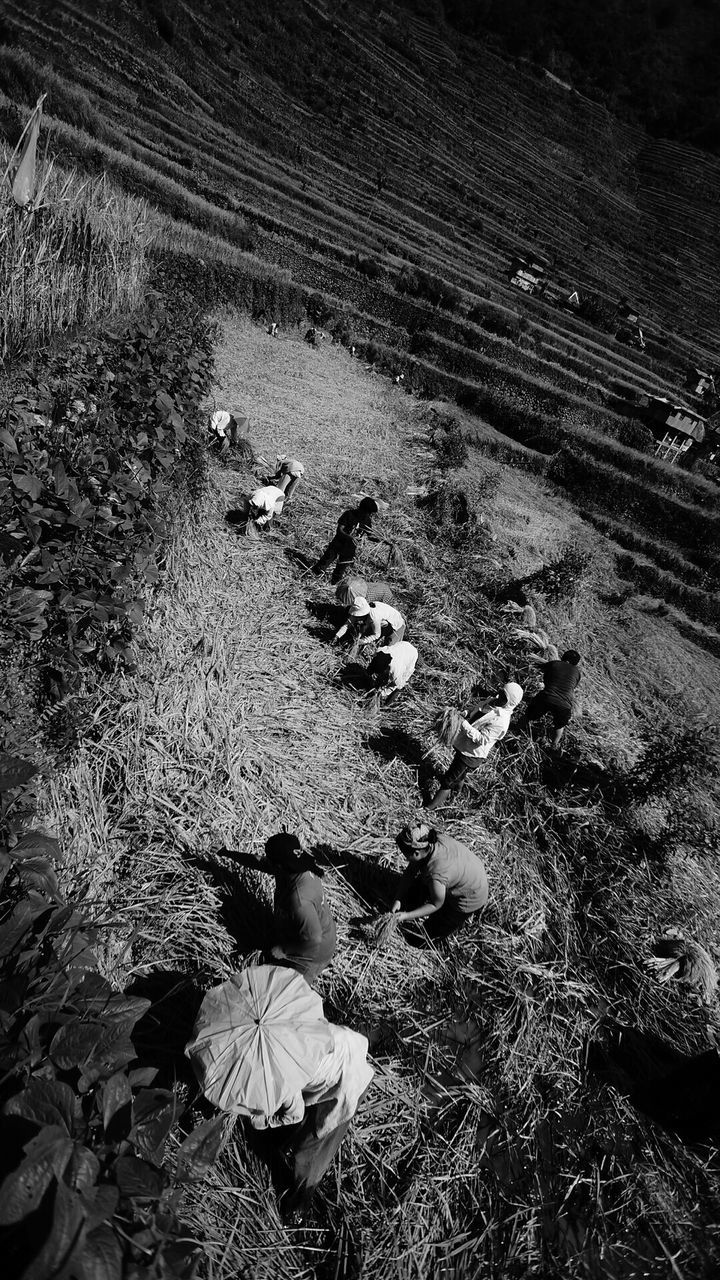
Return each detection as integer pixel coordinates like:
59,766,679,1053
358,912,401,950
431,706,465,750
645,932,718,1004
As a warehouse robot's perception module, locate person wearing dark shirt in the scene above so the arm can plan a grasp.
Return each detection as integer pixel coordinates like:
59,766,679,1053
389,824,489,940
525,649,581,749
311,498,379,581
264,833,337,983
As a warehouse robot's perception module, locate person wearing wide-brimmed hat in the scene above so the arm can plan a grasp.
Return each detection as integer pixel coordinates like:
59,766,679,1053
389,824,489,940
263,833,337,984
332,596,405,647
425,681,524,811
335,576,395,609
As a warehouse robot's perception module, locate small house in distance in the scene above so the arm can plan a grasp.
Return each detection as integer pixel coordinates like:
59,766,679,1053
508,253,549,295
615,304,645,350
685,366,716,399
608,386,706,465
646,397,706,463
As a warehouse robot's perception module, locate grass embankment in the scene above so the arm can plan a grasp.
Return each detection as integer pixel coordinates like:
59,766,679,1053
46,318,720,1279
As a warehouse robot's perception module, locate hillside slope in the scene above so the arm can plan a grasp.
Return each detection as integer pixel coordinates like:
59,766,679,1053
3,0,720,380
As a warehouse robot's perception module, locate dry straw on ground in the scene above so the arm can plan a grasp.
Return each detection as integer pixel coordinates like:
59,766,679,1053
43,317,720,1279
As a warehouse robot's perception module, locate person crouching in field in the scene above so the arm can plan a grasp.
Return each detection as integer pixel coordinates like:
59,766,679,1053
524,650,581,750
425,681,524,810
390,824,489,941
333,596,405,649
264,833,337,984
367,640,418,704
236,483,286,539
267,455,305,504
209,410,250,456
335,576,395,608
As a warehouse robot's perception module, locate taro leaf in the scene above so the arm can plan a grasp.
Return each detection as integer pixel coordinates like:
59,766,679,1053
70,975,150,1028
21,1178,88,1280
17,857,62,900
69,972,113,1008
53,927,99,972
53,461,69,499
175,1115,225,1184
0,427,18,453
11,832,62,863
51,1020,137,1082
13,471,43,501
66,1143,101,1193
0,753,38,792
0,1125,73,1223
155,390,174,415
0,852,12,892
79,1183,119,1231
16,1013,44,1070
4,1079,77,1133
100,1070,132,1136
129,1089,178,1165
50,1020,106,1071
127,1067,158,1088
114,1154,165,1201
73,1223,122,1280
0,901,41,959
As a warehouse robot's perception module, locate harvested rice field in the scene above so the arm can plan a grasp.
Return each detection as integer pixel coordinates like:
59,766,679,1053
46,317,720,1279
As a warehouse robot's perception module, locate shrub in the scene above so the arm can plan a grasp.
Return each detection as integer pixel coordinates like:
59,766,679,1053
432,415,469,470
0,294,213,701
355,255,383,279
0,759,224,1279
395,264,462,311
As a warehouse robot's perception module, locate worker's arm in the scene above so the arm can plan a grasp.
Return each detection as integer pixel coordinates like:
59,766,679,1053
459,712,493,742
333,621,350,643
392,879,446,921
216,848,268,871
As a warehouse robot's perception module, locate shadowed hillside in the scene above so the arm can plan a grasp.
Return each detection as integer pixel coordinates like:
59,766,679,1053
2,0,720,381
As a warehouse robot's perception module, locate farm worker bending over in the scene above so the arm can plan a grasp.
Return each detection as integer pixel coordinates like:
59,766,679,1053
312,498,380,581
268,455,305,503
367,640,418,703
524,650,581,749
333,597,405,647
335,576,395,608
264,832,337,984
210,410,242,454
425,681,524,811
390,824,489,940
247,484,286,530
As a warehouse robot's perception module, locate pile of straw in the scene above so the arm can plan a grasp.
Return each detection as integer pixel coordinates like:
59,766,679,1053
359,912,401,950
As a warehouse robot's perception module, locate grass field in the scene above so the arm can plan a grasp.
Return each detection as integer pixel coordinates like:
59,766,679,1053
42,318,720,1279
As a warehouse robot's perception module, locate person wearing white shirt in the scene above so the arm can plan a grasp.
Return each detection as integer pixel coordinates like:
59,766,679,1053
425,681,524,810
245,484,286,534
367,640,418,703
268,455,305,503
333,596,405,647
